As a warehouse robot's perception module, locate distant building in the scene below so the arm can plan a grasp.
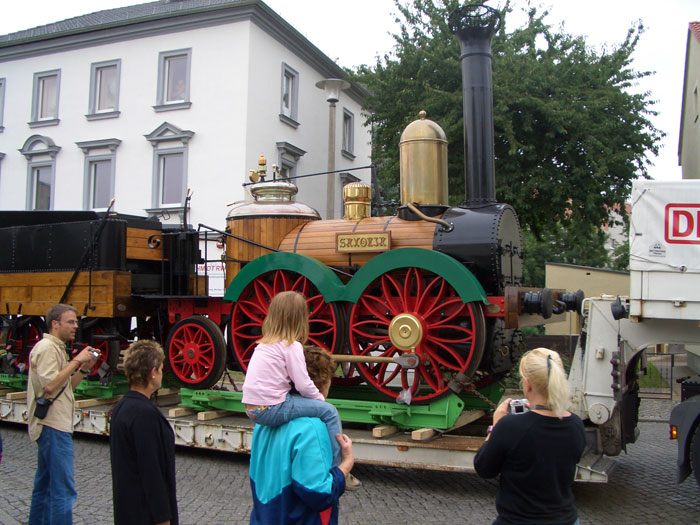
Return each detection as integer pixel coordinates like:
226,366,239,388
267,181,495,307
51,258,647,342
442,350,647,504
0,0,370,232
679,21,700,179
544,262,629,336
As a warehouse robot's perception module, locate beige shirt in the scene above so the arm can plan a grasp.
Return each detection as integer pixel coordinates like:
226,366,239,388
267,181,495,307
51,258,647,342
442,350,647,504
27,334,75,441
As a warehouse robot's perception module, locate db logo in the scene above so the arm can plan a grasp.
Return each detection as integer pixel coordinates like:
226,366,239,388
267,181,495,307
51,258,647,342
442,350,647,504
665,203,700,244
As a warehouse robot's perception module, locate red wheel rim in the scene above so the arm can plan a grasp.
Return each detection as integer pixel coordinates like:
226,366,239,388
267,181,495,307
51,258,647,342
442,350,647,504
168,322,217,385
348,267,484,403
9,318,43,373
231,270,339,371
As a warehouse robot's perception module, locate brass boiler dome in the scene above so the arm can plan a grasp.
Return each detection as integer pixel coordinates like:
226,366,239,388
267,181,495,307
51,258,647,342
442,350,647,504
343,182,371,220
226,179,320,219
399,110,448,207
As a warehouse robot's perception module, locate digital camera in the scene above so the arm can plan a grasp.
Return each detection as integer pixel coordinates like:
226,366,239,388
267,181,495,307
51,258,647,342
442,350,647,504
509,398,529,414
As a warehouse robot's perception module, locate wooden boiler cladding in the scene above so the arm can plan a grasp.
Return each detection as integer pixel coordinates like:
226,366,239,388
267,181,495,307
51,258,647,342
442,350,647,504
224,215,314,288
277,217,436,270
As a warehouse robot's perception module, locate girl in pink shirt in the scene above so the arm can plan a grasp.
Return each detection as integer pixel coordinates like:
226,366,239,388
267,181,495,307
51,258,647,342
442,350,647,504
242,291,343,466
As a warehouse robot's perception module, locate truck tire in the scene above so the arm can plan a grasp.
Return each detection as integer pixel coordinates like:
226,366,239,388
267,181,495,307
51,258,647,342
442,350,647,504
692,424,700,487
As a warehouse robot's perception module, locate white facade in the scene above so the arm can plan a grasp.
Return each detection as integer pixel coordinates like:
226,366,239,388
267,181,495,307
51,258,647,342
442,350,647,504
0,1,371,233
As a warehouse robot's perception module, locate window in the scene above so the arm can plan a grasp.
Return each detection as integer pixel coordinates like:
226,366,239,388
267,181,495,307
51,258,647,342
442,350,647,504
341,108,355,160
154,49,192,112
20,135,60,210
157,153,184,205
0,78,5,132
145,122,194,213
30,70,60,127
276,141,306,180
77,138,121,209
279,63,299,128
88,60,121,120
30,165,52,210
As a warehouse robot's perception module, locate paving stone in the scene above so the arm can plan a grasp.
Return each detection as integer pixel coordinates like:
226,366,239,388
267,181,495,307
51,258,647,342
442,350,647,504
0,400,698,525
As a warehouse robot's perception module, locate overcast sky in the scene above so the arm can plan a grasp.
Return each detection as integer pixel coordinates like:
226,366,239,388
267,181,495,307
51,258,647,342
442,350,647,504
1,0,699,181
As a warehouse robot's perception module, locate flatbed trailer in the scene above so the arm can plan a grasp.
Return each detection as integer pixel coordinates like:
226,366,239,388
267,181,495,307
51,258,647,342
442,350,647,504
0,386,611,482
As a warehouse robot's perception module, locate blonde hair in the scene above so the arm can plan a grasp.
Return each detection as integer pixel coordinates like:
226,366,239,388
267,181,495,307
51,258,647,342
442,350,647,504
257,291,309,345
519,347,570,417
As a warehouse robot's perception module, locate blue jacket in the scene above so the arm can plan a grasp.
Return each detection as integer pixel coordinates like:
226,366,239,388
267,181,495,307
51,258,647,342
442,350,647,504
249,417,346,524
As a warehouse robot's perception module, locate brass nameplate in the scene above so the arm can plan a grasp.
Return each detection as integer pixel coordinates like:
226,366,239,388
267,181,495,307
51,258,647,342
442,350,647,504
336,232,391,253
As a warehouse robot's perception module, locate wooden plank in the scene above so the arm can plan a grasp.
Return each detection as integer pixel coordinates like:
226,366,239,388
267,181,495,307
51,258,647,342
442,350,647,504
196,409,231,421
168,406,195,417
6,391,27,400
74,396,122,409
126,227,162,239
126,247,163,261
0,388,15,395
372,425,398,438
411,428,436,441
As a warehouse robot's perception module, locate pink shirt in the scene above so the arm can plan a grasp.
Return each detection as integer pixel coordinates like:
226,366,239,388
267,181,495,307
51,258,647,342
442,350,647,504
241,340,324,406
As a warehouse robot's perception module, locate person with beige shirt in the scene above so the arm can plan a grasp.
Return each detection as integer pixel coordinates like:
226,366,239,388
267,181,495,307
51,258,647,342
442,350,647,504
27,304,99,525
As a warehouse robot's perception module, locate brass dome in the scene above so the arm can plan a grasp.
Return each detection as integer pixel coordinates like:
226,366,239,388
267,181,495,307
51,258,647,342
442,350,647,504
399,110,449,207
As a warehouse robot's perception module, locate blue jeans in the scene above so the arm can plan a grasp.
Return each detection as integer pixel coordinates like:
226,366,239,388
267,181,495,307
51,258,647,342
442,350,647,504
29,426,77,525
250,393,342,466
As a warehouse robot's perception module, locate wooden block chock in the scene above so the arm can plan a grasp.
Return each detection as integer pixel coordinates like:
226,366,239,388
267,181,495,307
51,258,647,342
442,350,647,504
196,409,230,421
169,407,196,417
411,428,436,441
6,391,27,400
372,425,398,438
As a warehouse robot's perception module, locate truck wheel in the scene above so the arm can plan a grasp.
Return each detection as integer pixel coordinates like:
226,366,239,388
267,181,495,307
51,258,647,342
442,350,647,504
692,424,700,487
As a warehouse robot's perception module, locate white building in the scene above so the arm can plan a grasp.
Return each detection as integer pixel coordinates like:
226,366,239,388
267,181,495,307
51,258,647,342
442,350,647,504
0,0,371,234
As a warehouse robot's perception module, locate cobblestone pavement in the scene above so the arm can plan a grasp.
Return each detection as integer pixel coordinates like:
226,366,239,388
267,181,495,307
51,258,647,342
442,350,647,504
0,399,698,525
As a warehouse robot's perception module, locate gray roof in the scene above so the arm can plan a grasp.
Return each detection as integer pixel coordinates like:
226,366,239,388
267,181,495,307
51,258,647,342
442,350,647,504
0,0,242,43
0,0,368,101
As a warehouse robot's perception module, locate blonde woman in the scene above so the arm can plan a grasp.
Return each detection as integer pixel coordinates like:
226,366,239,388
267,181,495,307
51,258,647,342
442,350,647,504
474,348,586,525
242,291,346,472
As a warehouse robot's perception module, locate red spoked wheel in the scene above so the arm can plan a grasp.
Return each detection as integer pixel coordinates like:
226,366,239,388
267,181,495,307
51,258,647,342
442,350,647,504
229,270,343,372
348,267,486,403
80,320,123,378
165,316,226,389
2,316,46,374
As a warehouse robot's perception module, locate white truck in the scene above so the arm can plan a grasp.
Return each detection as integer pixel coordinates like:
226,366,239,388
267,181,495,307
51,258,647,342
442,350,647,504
568,179,700,486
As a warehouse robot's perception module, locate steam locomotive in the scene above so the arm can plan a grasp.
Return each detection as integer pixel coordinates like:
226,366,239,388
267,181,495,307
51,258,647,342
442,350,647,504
0,5,579,404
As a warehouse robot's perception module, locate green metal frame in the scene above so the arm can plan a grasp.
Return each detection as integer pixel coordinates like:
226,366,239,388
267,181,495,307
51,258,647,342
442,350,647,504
223,247,488,306
0,374,27,390
223,252,345,303
178,384,502,430
340,248,488,304
74,378,129,399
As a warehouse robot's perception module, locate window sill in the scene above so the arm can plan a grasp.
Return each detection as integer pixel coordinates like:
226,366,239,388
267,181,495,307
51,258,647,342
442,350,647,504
341,149,356,161
28,119,59,128
279,114,300,129
86,110,121,121
153,101,192,112
145,206,185,219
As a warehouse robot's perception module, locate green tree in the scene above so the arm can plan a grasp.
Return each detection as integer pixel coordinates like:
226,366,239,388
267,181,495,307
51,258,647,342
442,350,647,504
351,0,663,238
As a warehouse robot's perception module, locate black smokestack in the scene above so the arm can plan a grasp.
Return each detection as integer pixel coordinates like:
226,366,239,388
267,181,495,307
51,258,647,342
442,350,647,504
450,4,501,205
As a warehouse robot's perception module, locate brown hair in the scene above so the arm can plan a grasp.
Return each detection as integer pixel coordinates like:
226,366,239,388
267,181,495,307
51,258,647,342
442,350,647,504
519,347,570,417
123,340,165,388
304,346,337,392
258,291,309,345
46,304,78,330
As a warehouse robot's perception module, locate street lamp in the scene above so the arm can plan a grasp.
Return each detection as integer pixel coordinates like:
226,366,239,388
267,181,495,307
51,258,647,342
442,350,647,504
316,78,350,219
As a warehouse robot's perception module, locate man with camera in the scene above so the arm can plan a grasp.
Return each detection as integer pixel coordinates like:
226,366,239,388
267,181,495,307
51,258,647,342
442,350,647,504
26,304,100,525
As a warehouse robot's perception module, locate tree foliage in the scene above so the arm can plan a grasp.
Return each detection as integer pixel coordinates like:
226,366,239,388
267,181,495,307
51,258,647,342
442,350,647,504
351,0,663,238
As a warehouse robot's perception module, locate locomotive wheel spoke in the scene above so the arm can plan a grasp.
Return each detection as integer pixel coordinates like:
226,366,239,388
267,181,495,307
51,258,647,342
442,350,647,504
349,267,486,403
165,316,226,389
231,270,342,373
